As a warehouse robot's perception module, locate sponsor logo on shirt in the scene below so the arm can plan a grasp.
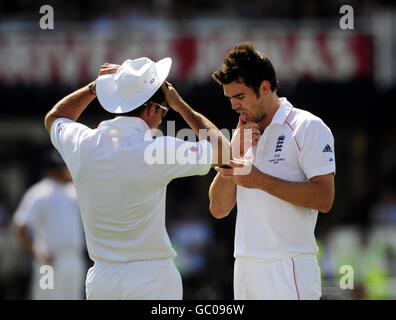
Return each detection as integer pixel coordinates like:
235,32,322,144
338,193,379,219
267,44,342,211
269,153,286,165
322,144,333,153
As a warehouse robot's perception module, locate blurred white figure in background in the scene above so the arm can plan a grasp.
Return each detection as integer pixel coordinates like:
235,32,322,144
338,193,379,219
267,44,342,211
13,150,86,300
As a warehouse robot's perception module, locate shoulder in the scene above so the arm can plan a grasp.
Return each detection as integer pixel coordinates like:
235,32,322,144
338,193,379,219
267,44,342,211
51,118,97,161
288,107,332,134
52,118,94,140
15,180,53,217
63,183,78,200
23,179,52,200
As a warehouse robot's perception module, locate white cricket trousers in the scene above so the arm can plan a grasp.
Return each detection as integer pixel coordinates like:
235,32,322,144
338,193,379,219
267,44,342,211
234,254,321,300
31,254,85,300
85,258,182,300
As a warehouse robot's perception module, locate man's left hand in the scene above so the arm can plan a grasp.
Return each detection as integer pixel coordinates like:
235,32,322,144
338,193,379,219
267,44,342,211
215,159,261,189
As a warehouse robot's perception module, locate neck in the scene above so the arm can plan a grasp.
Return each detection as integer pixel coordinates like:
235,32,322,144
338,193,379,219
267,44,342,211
257,94,281,132
48,175,66,184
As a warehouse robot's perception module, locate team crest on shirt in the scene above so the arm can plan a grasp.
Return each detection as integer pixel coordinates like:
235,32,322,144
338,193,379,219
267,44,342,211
275,135,285,152
269,135,286,165
189,143,203,160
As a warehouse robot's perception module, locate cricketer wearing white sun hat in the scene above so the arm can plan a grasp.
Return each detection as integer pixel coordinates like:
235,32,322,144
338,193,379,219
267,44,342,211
44,56,231,299
96,57,172,114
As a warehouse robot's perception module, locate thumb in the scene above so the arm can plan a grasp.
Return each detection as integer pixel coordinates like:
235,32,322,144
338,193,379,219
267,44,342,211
237,117,245,129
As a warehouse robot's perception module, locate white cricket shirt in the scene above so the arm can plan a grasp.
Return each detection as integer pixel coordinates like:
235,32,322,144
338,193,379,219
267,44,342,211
13,178,84,258
235,98,335,262
50,116,213,263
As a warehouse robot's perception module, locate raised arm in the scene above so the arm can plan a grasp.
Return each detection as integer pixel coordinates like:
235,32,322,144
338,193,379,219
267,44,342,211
208,119,260,219
161,81,231,167
44,63,119,133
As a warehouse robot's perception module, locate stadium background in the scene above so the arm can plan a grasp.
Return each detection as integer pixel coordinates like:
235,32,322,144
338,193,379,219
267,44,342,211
1,0,396,300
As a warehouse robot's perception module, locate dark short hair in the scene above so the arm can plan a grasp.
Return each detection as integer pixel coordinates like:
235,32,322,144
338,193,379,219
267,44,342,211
212,42,279,96
117,86,166,117
42,149,66,171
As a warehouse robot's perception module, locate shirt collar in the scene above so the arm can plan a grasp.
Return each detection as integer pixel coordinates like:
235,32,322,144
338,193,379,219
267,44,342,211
271,97,294,125
98,116,151,137
44,177,66,188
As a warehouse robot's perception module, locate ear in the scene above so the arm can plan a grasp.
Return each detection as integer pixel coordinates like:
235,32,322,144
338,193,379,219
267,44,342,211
259,80,271,96
139,103,154,127
145,103,157,118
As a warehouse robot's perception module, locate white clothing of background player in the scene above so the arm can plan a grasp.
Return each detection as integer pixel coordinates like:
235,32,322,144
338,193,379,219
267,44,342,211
209,42,335,300
13,150,86,300
44,58,230,299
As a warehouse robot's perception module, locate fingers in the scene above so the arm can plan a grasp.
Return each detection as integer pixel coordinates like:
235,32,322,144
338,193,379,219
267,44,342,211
242,123,261,134
215,160,244,173
242,127,260,139
161,81,168,91
215,160,249,179
229,159,246,167
238,123,260,135
100,68,119,76
252,136,260,147
243,122,260,129
102,63,119,68
215,168,234,181
98,63,120,76
239,127,260,145
161,80,173,91
237,117,245,129
215,166,234,177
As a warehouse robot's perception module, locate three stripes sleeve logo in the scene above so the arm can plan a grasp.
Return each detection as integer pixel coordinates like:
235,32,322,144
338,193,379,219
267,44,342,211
322,144,333,153
322,144,334,162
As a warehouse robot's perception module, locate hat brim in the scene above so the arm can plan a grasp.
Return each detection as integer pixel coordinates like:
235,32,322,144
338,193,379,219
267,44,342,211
96,57,172,114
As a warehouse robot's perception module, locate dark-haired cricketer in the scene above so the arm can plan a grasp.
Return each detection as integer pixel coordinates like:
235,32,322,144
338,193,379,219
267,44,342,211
209,42,335,300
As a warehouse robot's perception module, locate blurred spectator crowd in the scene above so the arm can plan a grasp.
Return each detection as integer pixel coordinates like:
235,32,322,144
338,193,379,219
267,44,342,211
0,0,395,22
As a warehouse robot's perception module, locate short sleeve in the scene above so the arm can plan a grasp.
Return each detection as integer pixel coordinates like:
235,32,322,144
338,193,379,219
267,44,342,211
297,118,336,180
143,136,213,185
13,192,44,228
50,118,91,175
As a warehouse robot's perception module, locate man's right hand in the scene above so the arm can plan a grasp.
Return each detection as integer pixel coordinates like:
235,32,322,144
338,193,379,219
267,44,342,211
92,63,120,93
231,122,261,158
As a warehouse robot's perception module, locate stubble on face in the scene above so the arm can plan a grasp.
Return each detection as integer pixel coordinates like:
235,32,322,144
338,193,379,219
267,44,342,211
223,81,266,123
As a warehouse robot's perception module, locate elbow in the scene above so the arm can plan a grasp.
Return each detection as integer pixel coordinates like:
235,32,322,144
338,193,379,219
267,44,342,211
209,203,230,219
44,108,60,133
319,197,334,214
44,113,52,132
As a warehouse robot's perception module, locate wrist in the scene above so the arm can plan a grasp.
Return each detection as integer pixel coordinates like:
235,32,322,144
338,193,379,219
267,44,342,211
89,81,96,96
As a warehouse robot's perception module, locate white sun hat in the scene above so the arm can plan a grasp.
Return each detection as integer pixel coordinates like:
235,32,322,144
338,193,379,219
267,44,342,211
96,57,172,114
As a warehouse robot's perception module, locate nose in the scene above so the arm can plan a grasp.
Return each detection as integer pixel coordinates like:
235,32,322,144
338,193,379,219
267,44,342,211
230,99,239,110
